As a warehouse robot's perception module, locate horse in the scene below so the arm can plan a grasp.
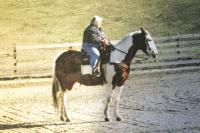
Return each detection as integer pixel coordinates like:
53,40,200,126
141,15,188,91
52,28,159,122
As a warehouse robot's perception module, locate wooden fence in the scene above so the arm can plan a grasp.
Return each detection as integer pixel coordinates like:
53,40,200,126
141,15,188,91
0,33,200,80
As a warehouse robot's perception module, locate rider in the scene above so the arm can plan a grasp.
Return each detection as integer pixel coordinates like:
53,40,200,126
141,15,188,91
82,15,108,77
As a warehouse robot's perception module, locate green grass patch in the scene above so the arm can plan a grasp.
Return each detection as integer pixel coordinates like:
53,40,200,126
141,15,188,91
0,0,199,46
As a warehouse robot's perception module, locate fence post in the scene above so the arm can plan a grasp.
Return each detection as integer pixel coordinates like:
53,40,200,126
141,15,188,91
13,44,17,77
176,32,180,55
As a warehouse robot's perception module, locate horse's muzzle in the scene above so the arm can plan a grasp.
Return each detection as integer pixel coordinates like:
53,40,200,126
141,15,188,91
152,53,159,62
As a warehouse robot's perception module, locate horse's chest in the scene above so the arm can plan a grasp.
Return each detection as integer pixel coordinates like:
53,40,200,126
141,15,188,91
112,64,130,87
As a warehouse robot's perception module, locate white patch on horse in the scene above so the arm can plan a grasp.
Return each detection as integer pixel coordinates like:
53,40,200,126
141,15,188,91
110,31,139,63
81,65,92,75
146,32,158,55
105,64,115,83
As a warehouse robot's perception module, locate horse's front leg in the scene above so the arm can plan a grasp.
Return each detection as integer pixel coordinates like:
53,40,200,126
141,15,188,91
104,85,113,121
112,86,124,121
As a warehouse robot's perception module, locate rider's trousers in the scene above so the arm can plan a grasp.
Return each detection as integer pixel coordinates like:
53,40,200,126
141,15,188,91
82,43,100,69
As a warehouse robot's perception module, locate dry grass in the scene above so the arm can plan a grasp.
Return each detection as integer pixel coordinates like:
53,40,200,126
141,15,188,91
0,0,199,46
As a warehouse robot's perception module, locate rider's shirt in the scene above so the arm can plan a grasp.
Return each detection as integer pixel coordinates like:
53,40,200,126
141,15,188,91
83,24,104,47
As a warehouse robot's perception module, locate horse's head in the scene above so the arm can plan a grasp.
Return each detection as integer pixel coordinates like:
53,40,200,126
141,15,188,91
134,28,159,60
110,28,159,64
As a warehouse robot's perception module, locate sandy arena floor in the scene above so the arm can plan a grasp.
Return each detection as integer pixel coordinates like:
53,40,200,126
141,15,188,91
0,70,200,133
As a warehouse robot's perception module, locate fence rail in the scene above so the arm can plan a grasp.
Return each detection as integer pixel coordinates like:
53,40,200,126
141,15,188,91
0,33,200,80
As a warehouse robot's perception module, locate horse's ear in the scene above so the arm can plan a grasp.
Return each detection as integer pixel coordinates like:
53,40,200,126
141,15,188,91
141,27,146,35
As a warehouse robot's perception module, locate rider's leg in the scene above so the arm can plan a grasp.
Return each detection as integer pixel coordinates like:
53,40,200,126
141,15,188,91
82,44,101,76
82,44,99,67
90,47,101,77
89,47,100,69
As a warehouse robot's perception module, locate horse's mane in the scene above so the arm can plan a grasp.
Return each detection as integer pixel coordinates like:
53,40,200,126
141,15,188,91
115,33,133,47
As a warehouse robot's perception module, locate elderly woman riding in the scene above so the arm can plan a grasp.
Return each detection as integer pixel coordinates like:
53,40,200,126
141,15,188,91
82,16,108,77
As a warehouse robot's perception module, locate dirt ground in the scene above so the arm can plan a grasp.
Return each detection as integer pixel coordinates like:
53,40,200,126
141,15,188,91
0,70,200,133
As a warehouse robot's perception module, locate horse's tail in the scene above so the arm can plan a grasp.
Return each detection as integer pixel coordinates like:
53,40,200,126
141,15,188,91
52,75,59,110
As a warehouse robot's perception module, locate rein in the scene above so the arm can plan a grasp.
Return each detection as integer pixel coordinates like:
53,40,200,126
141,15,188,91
108,42,128,54
108,42,150,62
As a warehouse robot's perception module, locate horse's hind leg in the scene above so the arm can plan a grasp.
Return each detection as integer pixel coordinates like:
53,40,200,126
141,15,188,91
58,90,65,121
59,90,70,122
112,86,124,121
63,90,70,122
52,77,66,121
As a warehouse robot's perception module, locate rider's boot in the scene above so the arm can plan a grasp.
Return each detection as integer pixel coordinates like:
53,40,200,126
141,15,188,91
92,61,101,77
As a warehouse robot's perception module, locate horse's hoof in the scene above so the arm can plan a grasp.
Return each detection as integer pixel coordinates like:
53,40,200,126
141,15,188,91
116,117,121,121
105,118,109,122
66,119,70,122
60,116,65,121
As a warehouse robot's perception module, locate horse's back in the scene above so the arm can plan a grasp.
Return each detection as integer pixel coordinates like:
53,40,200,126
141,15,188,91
55,50,82,74
56,50,82,64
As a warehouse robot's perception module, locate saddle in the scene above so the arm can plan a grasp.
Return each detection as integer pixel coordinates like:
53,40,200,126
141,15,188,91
81,45,111,84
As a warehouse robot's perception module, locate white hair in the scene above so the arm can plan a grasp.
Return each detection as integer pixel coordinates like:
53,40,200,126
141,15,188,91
90,15,103,25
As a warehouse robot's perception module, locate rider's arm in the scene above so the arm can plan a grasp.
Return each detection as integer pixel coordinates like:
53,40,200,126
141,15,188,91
87,27,103,44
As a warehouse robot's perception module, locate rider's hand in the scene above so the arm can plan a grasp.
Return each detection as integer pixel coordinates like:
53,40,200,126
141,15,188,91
102,38,109,45
100,39,109,50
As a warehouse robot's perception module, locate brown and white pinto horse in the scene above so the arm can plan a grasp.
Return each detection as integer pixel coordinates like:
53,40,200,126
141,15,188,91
52,28,158,122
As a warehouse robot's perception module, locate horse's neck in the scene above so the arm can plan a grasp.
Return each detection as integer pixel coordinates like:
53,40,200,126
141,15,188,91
122,44,138,66
115,33,133,51
110,33,134,64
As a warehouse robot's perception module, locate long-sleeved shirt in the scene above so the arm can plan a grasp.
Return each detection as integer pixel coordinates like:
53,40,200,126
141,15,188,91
83,24,105,47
